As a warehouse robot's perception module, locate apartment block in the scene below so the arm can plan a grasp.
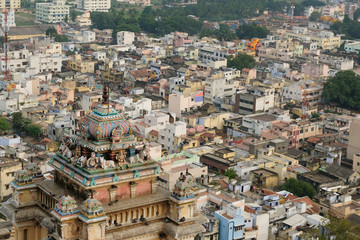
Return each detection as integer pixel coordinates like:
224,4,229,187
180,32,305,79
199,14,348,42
77,0,111,12
36,0,70,23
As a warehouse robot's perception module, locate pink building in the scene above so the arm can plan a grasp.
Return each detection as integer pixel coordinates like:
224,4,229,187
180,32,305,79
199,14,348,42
262,120,322,149
174,32,193,47
301,63,329,78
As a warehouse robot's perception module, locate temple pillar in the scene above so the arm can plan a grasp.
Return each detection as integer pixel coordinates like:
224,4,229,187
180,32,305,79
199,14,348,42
130,182,138,198
151,179,157,194
108,188,117,202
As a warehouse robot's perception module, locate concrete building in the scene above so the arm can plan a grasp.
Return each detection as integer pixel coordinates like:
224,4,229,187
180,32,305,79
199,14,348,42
158,121,187,153
67,54,96,73
0,158,22,201
234,86,275,115
282,81,323,106
118,96,152,119
0,0,20,10
0,10,15,27
77,0,111,12
154,151,206,190
169,91,203,117
81,91,102,111
117,31,135,45
283,29,341,50
242,113,278,136
199,46,227,68
0,135,21,146
174,32,192,47
204,77,236,103
215,204,245,240
132,110,172,138
347,118,360,160
36,0,70,23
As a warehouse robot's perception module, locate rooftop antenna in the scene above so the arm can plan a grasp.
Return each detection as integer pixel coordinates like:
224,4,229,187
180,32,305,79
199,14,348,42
107,81,110,116
290,0,295,21
2,8,10,84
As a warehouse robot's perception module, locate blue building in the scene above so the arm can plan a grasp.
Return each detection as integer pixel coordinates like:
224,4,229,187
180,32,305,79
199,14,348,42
214,204,245,240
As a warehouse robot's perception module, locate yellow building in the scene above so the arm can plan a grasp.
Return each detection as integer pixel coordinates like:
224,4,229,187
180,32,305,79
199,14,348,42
5,26,46,41
0,158,22,201
67,54,96,73
250,168,279,188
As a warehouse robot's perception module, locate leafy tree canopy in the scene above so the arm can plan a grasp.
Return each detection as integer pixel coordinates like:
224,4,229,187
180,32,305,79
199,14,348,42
281,178,316,199
24,124,41,138
200,24,236,41
322,70,360,111
227,54,256,70
224,168,238,180
309,11,321,21
330,15,360,39
46,27,57,37
301,0,325,7
236,23,269,39
0,117,10,134
301,215,360,240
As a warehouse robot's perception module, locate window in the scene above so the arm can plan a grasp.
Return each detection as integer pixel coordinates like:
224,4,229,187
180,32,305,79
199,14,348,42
5,184,9,190
234,226,242,231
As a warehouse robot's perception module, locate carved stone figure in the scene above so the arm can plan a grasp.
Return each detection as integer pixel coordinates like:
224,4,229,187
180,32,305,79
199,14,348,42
115,150,127,169
98,157,115,169
86,152,99,169
77,156,87,167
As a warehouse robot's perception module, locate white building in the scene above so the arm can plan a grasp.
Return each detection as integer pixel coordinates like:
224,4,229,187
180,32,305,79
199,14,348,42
117,31,135,45
204,77,236,103
282,81,323,105
0,135,21,146
169,91,203,117
158,121,186,153
0,49,63,77
236,86,275,115
117,97,152,119
0,91,39,113
82,30,96,43
132,111,171,138
77,0,111,12
36,0,70,23
242,113,278,136
0,10,15,27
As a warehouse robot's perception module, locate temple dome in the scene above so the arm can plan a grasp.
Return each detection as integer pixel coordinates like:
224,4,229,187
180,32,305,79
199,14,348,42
80,198,104,217
79,105,131,140
55,194,78,215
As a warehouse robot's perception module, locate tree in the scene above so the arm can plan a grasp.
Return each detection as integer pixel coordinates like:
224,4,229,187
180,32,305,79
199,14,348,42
301,0,325,7
309,11,321,21
311,112,321,119
227,54,256,70
54,34,69,42
24,124,41,138
0,117,10,134
224,168,238,179
46,27,57,37
281,178,316,199
300,215,360,240
322,71,360,111
12,112,23,131
354,8,360,21
236,24,269,39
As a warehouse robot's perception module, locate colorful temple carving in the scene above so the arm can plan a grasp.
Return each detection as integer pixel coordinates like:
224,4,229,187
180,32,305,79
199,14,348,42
1,87,206,240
